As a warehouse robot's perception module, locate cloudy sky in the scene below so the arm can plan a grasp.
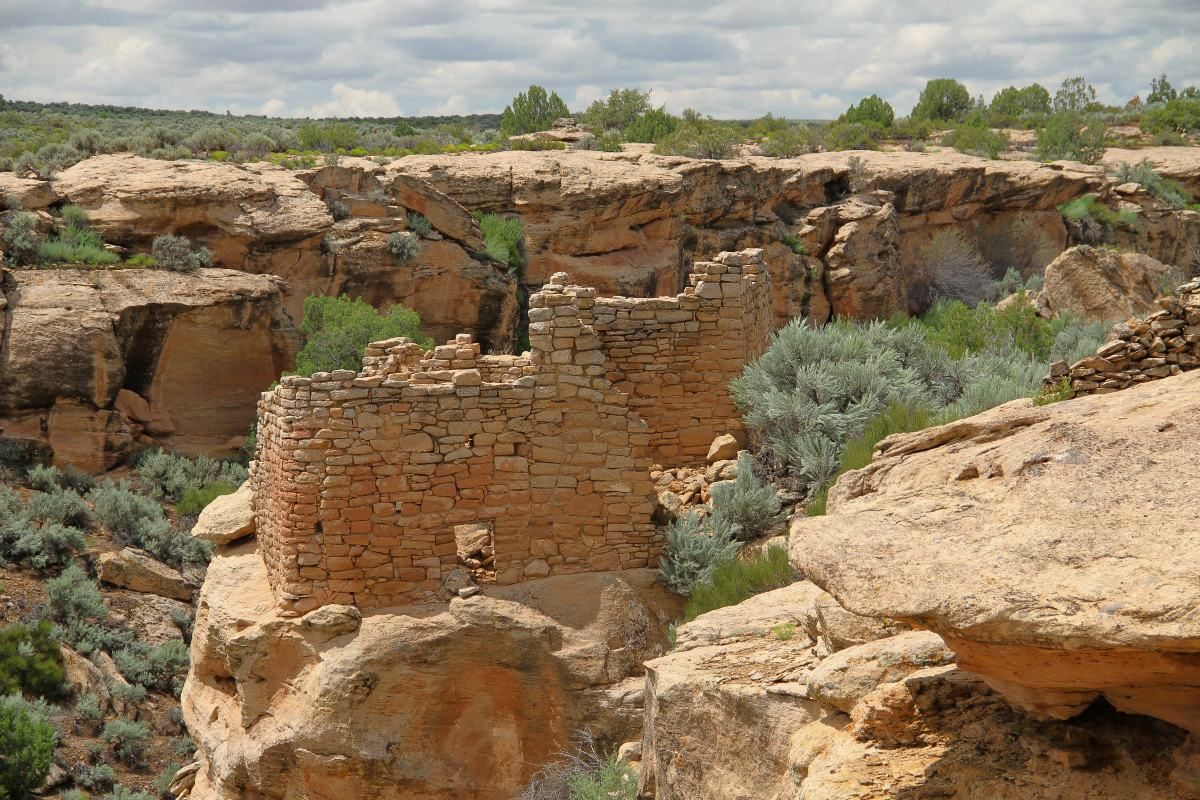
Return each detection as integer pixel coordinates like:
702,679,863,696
2,0,1197,119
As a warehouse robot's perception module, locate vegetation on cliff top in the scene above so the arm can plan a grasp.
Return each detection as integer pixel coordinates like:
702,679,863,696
3,71,1196,177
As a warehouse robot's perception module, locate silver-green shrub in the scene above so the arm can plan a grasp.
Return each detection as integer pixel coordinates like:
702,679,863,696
658,513,740,596
387,231,420,263
708,454,784,542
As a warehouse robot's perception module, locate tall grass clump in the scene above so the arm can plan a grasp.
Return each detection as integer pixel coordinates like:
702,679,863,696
683,545,795,623
475,213,525,273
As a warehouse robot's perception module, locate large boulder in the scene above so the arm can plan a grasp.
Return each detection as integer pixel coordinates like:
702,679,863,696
640,581,1190,800
191,482,255,546
1037,244,1178,320
0,267,299,465
98,548,193,601
182,540,681,800
791,369,1200,732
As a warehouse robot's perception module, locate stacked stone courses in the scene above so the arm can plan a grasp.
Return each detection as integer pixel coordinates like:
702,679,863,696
1048,279,1200,397
253,249,771,614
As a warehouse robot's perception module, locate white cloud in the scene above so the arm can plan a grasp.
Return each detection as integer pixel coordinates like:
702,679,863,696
259,98,289,116
0,0,1197,118
296,83,402,118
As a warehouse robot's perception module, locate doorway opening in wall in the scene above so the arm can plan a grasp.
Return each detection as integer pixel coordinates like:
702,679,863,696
454,522,495,584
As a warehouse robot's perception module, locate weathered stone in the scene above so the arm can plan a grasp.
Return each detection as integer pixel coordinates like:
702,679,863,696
98,548,193,601
192,482,256,546
184,542,680,800
705,433,740,464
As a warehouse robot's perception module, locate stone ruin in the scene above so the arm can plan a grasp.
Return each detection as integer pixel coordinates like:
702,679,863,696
252,250,772,614
1048,278,1200,397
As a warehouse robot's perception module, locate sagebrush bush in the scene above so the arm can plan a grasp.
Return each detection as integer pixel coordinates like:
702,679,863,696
76,762,117,791
28,464,60,492
101,718,151,766
0,621,66,698
406,213,433,237
1140,97,1200,134
294,294,431,376
1116,160,1192,209
24,488,91,527
102,785,156,800
820,121,881,151
653,116,740,159
911,229,997,308
386,231,420,263
733,303,1108,503
625,107,678,143
806,402,930,515
708,454,784,542
44,563,130,657
658,513,739,596
1036,113,1106,164
2,211,41,265
325,197,349,221
518,731,636,800
115,639,189,693
0,693,56,799
151,234,212,271
75,692,103,721
134,450,246,502
12,522,87,570
89,481,161,537
943,124,1009,159
761,126,814,157
108,681,147,708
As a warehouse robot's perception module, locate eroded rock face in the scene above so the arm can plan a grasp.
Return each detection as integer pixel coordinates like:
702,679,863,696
1037,244,1177,320
640,582,1192,800
392,148,1124,323
790,369,1200,732
48,154,519,352
0,267,298,466
183,540,680,800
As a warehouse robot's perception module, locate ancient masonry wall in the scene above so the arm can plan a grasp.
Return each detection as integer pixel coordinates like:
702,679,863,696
1049,279,1200,397
592,249,772,463
252,250,771,613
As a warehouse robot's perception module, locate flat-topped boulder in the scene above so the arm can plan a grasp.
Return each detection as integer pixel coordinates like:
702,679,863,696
1037,244,1177,321
791,369,1200,732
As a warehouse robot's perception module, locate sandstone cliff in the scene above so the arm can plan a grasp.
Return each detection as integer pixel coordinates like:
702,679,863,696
182,539,680,800
0,267,298,467
391,147,1199,321
48,154,519,351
